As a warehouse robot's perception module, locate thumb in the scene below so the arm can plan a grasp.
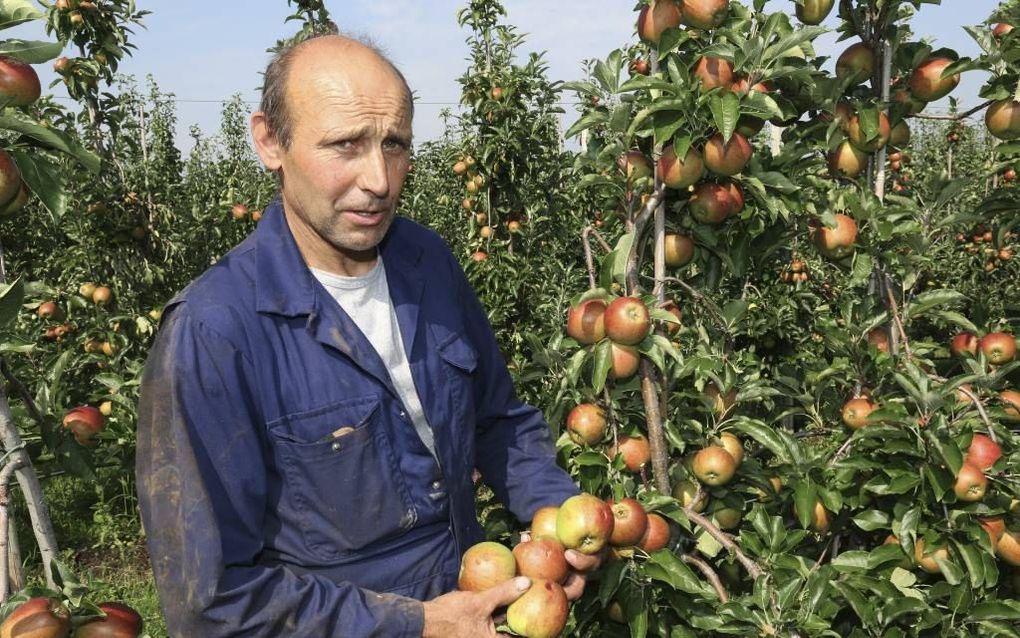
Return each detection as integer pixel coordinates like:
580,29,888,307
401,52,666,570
482,576,531,611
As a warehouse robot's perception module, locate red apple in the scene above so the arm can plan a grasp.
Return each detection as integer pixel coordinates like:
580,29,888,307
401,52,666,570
604,296,650,345
692,446,738,486
979,517,1005,551
841,397,876,429
62,405,105,444
814,213,858,259
662,300,682,336
0,149,23,209
458,541,516,591
566,298,607,345
608,497,649,547
664,232,695,267
693,56,733,92
950,331,979,357
965,433,1002,471
703,132,752,176
0,55,41,106
566,403,606,446
1001,390,1020,421
36,301,60,320
608,434,651,473
618,150,652,182
0,597,70,637
556,493,615,554
909,57,960,102
506,579,568,638
999,531,1020,566
681,0,729,30
638,512,671,552
835,43,875,84
76,602,144,638
915,538,949,573
637,0,683,44
513,538,569,584
827,141,867,178
847,111,891,152
979,331,1016,364
0,182,30,216
530,506,559,541
689,182,740,224
659,144,705,189
608,343,640,380
954,461,988,502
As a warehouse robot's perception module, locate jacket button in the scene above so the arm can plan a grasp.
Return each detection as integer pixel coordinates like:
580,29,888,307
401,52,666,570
331,441,342,452
398,410,408,420
431,480,442,490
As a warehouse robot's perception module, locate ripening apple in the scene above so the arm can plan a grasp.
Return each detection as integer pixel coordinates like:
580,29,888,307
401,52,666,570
842,397,877,429
608,343,640,380
704,381,736,416
672,478,707,512
835,42,876,84
658,144,705,189
565,298,607,345
847,111,891,152
795,0,834,24
638,512,671,552
604,296,650,345
979,331,1016,364
986,100,1020,140
662,300,682,336
458,541,516,591
664,232,695,267
566,403,606,446
0,55,41,106
689,182,740,224
0,182,29,216
950,331,978,357
953,461,988,502
692,446,738,486
637,0,682,44
979,517,1005,553
0,597,71,638
608,434,651,473
0,149,23,209
712,506,742,530
36,301,60,320
618,150,651,183
231,203,248,220
703,132,752,176
998,530,1020,567
718,432,743,466
608,497,649,547
513,538,569,584
810,499,830,533
62,405,105,444
92,285,113,306
692,56,733,91
965,433,1002,471
681,0,729,30
76,602,144,638
530,506,559,541
1001,390,1020,421
882,535,913,569
506,579,569,638
889,120,911,147
867,327,890,353
909,57,960,102
556,493,615,554
814,213,858,259
827,141,867,178
993,23,1015,38
915,538,949,573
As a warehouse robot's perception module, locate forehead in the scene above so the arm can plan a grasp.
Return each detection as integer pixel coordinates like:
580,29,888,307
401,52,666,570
286,43,412,135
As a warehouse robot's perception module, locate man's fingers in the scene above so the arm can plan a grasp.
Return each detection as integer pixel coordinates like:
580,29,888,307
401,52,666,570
562,572,586,601
564,549,601,572
483,576,531,611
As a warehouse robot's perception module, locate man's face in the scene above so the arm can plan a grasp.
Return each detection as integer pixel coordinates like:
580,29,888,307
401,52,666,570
255,39,413,272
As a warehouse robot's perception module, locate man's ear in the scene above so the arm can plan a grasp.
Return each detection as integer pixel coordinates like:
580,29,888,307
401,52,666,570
251,111,283,171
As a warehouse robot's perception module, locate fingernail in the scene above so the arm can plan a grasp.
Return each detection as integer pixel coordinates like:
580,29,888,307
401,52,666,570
565,550,578,560
514,576,531,591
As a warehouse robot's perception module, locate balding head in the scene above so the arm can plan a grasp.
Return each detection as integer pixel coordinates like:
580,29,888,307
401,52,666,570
258,34,414,149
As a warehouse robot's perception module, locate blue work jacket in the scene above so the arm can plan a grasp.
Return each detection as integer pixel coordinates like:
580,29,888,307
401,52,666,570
135,201,579,637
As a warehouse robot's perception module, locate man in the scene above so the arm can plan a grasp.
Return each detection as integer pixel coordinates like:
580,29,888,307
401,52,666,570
136,34,596,637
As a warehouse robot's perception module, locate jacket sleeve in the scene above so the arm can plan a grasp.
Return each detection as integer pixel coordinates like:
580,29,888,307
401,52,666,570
449,256,580,523
135,309,424,638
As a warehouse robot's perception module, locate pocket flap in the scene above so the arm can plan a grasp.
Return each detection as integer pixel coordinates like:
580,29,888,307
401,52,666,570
438,334,478,373
268,395,380,445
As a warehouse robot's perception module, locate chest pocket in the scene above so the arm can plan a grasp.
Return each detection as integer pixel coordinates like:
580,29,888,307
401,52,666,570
438,333,478,416
267,394,416,560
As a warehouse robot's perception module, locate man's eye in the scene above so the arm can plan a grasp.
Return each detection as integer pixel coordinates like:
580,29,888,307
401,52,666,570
333,140,356,150
384,139,409,151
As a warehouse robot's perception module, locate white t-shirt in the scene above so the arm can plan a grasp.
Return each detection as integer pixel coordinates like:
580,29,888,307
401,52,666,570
310,261,436,458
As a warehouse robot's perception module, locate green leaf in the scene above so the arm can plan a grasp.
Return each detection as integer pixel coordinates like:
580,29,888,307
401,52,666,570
0,0,42,29
9,150,65,222
794,478,817,530
0,277,23,329
731,418,797,464
831,550,871,573
969,601,1020,622
954,540,986,589
0,39,61,63
644,550,712,596
592,339,611,394
904,289,966,320
852,509,890,532
565,110,609,139
709,91,740,141
0,117,101,173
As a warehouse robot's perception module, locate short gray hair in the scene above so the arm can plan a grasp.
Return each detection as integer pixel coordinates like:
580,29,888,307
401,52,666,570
258,33,415,149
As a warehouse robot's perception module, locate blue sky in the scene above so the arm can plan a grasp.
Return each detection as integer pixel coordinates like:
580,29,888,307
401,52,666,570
16,1,1006,153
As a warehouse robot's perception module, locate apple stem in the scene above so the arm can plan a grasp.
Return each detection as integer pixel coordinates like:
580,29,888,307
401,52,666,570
681,552,729,603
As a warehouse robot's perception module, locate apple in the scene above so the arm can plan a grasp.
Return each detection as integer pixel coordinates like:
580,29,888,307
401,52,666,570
452,160,467,175
729,76,773,95
827,141,867,178
704,381,736,416
998,531,1020,566
556,493,614,554
608,343,640,380
692,446,738,486
883,535,912,569
490,86,503,100
638,512,671,552
841,397,876,429
507,220,521,233
809,499,830,533
965,433,1002,471
662,300,682,336
689,182,739,224
0,55,41,107
867,327,890,353
993,23,1015,38
664,232,695,267
99,401,113,417
703,132,752,176
813,213,858,259
950,331,978,357
252,209,264,222
606,600,625,623
796,0,834,24
979,331,1016,364
604,296,650,345
629,58,650,75
847,111,891,152
92,285,113,306
693,56,733,92
513,538,569,584
231,203,248,220
889,120,911,147
0,183,29,216
617,150,652,182
566,403,606,446
909,58,960,102
986,100,1020,140
718,432,743,466
36,301,60,320
458,541,516,591
63,405,105,444
673,478,707,512
608,434,651,473
0,149,23,209
915,538,949,573
681,0,729,30
659,144,705,189
0,597,71,638
835,42,875,84
530,506,560,541
954,461,988,502
713,506,742,530
637,0,682,44
76,602,144,638
979,518,1006,553
470,250,487,262
1001,390,1020,421
506,579,568,638
608,497,649,547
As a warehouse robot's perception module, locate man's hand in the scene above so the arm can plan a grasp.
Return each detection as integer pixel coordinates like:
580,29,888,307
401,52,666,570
562,548,605,601
422,576,530,638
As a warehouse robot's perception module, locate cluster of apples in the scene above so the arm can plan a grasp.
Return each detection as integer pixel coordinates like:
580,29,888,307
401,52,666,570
565,294,656,381
779,258,810,284
0,597,142,638
458,493,669,637
0,56,41,219
955,227,1015,271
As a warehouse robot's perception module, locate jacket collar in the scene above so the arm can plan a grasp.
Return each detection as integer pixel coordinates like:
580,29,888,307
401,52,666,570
253,199,424,318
